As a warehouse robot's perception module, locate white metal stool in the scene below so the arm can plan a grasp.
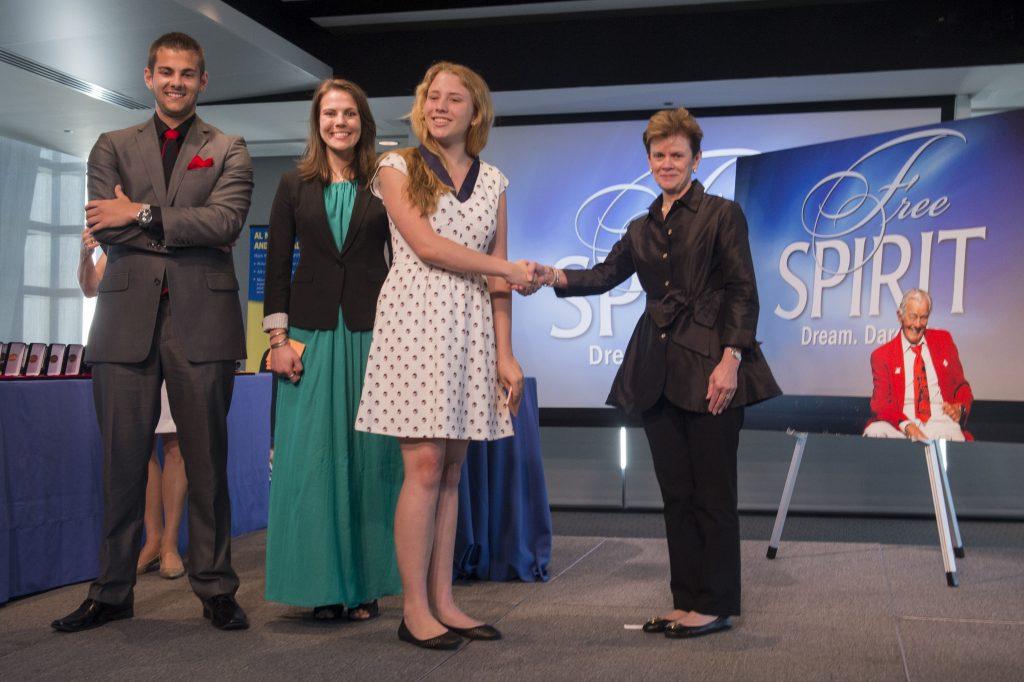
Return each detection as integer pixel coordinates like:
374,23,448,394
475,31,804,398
765,432,964,586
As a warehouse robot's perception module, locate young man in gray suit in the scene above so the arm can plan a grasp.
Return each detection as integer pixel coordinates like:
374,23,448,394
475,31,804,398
53,32,254,632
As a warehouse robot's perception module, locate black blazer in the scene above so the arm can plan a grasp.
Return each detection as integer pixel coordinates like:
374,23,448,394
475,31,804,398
559,180,781,416
264,169,390,332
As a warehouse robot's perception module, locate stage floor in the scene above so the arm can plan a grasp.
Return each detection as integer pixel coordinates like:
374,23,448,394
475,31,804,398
3,516,1023,680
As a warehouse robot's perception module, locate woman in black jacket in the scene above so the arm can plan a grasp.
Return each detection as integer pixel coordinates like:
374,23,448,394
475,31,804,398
262,78,401,621
534,108,780,639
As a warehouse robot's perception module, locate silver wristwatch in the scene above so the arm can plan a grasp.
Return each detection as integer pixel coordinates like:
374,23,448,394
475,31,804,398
136,203,153,227
726,346,742,362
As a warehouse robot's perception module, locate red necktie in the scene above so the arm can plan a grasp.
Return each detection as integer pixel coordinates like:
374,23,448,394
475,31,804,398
161,128,180,158
911,345,931,423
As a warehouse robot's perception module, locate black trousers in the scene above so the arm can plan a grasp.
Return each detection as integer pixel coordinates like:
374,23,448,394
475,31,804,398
89,298,238,604
641,397,744,616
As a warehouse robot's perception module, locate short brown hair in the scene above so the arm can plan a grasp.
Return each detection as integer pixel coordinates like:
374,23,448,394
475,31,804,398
643,107,703,155
296,78,378,186
148,32,205,74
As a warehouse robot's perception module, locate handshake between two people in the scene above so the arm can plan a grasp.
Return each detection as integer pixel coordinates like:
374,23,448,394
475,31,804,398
502,261,558,296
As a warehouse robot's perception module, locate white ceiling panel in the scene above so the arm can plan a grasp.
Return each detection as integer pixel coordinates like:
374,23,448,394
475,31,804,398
0,0,330,103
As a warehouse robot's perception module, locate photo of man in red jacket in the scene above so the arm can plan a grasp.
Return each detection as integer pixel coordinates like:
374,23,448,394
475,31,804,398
863,289,973,442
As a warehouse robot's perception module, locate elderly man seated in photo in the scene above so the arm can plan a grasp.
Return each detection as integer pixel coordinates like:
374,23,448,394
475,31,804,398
863,289,973,442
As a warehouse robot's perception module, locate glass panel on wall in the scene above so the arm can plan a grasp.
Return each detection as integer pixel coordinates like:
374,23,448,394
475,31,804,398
1,134,87,345
57,296,83,344
22,295,50,342
60,172,85,226
23,231,52,288
29,167,53,223
58,234,80,289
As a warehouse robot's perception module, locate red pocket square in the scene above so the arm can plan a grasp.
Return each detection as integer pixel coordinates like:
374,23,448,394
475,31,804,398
187,155,214,170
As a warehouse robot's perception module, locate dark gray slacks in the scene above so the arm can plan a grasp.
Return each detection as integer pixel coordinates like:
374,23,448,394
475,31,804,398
89,297,238,604
641,397,744,616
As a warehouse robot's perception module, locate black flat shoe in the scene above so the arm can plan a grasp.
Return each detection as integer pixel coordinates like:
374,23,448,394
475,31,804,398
52,597,133,633
440,621,502,641
312,604,346,620
202,594,249,631
664,616,732,639
347,600,380,622
397,619,463,650
642,617,675,633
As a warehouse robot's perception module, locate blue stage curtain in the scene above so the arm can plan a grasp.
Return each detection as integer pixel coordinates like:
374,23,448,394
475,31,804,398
0,375,271,603
455,378,552,582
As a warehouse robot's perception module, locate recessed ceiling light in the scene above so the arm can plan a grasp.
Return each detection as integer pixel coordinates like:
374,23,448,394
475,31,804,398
378,140,399,146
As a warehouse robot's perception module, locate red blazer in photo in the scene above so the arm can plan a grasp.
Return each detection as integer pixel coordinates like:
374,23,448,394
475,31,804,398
867,329,974,440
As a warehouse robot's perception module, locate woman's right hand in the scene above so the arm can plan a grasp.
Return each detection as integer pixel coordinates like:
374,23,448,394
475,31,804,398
504,259,536,289
81,227,98,255
270,343,303,384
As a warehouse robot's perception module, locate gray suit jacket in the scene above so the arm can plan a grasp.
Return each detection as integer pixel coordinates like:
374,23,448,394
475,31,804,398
87,115,253,363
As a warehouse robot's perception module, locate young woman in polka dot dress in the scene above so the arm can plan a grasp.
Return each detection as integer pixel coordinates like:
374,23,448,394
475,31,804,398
355,62,534,649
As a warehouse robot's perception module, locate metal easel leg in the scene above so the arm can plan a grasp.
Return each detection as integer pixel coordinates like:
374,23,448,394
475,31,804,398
767,431,808,559
936,438,965,558
924,438,959,587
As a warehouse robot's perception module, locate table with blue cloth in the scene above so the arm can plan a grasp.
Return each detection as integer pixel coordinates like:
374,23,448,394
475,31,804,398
0,374,551,603
0,374,272,604
456,378,551,582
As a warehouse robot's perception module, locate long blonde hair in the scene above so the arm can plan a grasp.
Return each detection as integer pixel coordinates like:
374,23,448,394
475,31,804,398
296,78,378,185
397,62,494,216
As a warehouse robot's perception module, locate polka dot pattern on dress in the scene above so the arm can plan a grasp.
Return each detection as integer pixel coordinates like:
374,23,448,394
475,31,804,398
355,152,514,441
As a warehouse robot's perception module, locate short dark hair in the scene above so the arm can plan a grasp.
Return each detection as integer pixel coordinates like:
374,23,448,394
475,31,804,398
148,32,205,73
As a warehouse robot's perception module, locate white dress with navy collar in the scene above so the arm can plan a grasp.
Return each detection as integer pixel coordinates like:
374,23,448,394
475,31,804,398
355,151,515,440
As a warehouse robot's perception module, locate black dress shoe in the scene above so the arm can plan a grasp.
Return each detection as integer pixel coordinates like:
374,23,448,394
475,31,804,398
202,595,249,631
397,620,463,650
440,621,502,641
642,617,675,633
51,597,133,633
664,616,732,639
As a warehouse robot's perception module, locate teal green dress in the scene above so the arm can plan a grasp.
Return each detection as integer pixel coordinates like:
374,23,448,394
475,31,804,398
265,181,403,607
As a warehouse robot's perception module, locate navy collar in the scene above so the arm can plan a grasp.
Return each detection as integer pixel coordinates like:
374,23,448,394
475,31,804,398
418,144,480,203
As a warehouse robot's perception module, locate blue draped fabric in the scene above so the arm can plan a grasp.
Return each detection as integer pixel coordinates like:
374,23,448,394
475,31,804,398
455,378,551,582
0,373,550,601
0,375,271,603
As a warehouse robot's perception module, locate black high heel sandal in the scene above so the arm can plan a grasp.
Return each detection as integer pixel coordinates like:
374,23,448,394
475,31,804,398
347,600,380,621
312,604,346,620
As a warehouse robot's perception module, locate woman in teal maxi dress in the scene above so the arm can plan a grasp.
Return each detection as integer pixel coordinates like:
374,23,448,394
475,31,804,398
263,79,402,619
